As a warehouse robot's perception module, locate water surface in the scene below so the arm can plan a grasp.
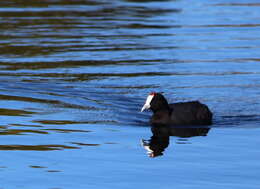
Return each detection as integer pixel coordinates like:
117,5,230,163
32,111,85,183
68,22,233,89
0,0,260,188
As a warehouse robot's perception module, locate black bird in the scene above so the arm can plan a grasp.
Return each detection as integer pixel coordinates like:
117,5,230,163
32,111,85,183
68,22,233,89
141,92,212,126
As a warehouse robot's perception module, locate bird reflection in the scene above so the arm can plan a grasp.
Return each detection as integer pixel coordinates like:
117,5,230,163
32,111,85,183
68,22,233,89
142,125,210,158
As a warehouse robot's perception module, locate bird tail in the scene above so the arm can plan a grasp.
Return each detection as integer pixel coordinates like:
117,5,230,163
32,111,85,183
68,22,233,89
197,104,213,125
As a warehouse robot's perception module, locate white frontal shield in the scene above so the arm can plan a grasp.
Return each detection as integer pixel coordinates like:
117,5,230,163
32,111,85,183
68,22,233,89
141,94,154,112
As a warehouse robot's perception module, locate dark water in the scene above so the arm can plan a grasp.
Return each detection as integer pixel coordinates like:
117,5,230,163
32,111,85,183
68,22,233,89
1,0,260,188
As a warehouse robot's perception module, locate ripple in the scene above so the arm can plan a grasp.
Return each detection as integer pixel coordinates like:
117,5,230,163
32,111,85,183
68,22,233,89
33,119,118,125
214,3,260,7
29,165,47,169
0,144,79,151
0,129,48,135
70,142,100,146
0,94,92,110
0,108,35,116
43,129,91,133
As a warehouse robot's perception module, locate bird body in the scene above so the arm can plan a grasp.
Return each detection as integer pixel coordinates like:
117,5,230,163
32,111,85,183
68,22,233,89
141,93,212,126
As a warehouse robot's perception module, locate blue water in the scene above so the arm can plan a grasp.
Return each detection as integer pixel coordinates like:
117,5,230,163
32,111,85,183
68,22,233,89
0,0,260,188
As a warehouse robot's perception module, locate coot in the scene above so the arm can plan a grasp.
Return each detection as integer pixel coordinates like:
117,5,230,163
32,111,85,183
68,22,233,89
141,92,212,126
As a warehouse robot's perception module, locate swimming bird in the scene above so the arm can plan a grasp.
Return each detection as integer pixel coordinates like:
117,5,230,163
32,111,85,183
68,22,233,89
141,92,212,126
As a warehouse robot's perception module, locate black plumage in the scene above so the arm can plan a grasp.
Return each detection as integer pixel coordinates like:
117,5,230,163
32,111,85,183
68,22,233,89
141,93,212,126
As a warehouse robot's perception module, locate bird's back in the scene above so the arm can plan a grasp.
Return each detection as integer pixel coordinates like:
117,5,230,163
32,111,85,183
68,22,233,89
169,101,212,126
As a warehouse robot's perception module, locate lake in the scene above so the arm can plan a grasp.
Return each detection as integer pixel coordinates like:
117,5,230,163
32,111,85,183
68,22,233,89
0,0,260,188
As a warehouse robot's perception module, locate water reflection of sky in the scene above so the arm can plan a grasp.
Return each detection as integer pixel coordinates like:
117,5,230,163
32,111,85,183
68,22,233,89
0,0,260,188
